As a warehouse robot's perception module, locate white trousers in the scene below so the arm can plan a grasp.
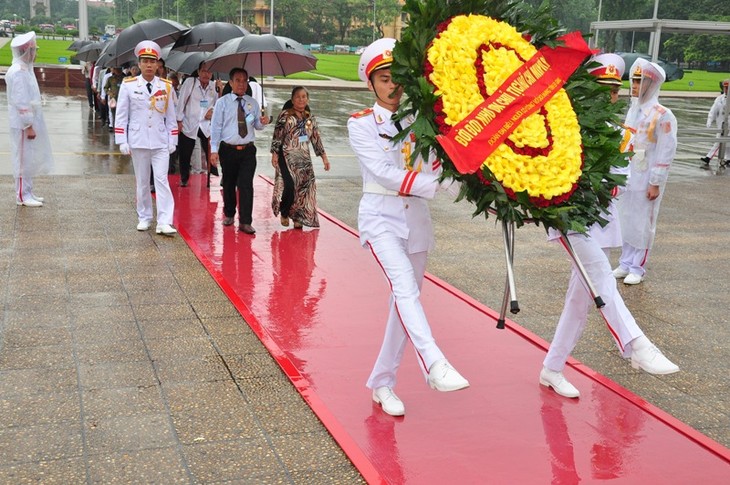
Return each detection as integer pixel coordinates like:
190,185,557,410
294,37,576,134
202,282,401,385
14,176,34,203
365,232,445,389
618,242,650,277
131,148,174,225
11,128,35,203
544,234,644,372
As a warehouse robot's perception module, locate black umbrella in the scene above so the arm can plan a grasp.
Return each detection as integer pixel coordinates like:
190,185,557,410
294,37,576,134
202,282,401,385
166,50,211,75
99,18,189,68
68,39,93,52
171,22,249,52
95,37,118,67
75,41,107,62
204,34,317,77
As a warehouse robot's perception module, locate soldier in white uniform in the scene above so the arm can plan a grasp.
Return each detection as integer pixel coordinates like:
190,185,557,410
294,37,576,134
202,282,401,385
540,54,679,399
614,60,677,284
114,40,179,236
348,38,469,417
700,79,729,169
6,31,53,207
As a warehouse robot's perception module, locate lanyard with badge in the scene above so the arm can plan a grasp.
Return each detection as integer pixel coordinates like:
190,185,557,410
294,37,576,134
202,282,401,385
198,82,211,110
239,98,255,125
296,117,309,144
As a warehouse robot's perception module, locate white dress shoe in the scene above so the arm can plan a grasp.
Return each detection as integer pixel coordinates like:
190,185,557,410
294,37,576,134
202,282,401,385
16,198,43,207
156,224,177,236
32,194,44,202
630,336,679,375
136,221,151,231
372,386,405,416
428,359,470,392
623,273,644,285
539,367,580,398
612,267,629,279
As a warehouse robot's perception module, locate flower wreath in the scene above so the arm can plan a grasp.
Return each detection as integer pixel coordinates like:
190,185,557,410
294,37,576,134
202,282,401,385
392,0,628,233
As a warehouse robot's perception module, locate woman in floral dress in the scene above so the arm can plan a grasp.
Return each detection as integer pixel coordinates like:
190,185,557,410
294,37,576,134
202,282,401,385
270,86,330,228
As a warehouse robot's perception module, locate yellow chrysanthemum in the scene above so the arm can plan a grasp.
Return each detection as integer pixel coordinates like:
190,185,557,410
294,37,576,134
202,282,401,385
427,14,583,201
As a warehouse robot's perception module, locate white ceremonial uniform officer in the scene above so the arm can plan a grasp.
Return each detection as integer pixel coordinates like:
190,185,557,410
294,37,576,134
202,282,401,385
348,38,469,417
540,54,678,399
6,31,53,207
700,79,729,168
114,40,179,235
614,60,677,285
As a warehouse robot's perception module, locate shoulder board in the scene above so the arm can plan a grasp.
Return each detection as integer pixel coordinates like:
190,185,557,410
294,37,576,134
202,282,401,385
656,106,666,114
123,77,136,82
351,107,373,119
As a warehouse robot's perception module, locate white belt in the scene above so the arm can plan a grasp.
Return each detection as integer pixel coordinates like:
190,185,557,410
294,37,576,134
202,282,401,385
363,182,404,197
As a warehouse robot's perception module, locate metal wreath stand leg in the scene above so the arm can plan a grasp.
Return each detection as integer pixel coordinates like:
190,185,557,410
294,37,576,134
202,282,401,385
497,219,519,329
495,224,606,329
557,230,605,310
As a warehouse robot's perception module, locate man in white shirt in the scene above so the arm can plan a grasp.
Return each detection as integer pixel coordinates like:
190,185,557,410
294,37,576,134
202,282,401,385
176,62,218,187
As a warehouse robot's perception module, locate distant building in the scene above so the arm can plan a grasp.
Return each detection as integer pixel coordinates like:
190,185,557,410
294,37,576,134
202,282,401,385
29,0,51,18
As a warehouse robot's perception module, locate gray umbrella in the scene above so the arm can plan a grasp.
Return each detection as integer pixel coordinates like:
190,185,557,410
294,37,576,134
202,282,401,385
204,34,317,77
98,18,189,68
166,50,211,75
68,39,93,52
75,41,107,62
171,22,249,52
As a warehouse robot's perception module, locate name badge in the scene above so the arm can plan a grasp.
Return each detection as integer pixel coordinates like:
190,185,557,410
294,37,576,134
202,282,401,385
298,135,309,143
246,113,254,123
200,99,209,109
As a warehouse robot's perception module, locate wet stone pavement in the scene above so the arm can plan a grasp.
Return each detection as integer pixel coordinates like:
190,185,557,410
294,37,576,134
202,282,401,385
1,85,729,482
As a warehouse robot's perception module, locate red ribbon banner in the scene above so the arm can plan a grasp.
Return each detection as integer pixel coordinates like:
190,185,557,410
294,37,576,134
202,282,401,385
436,31,593,174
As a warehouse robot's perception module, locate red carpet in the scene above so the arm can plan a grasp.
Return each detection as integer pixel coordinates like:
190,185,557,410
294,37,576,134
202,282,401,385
171,174,730,484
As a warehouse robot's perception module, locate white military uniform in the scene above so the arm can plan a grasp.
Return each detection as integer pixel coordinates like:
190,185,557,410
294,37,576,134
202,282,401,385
705,84,728,160
544,53,643,372
115,74,178,226
617,59,677,277
6,31,53,204
348,102,448,389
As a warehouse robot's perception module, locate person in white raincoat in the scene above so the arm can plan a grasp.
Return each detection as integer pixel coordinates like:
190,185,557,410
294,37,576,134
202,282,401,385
700,79,729,168
614,59,677,285
540,54,679,399
6,31,53,207
347,38,468,417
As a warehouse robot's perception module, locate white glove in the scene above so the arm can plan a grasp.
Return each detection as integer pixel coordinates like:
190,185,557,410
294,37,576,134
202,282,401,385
120,143,130,155
168,144,176,154
439,177,461,198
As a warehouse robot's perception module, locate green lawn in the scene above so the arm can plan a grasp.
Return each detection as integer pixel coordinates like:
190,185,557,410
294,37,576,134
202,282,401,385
0,38,78,65
3,39,728,91
663,70,729,93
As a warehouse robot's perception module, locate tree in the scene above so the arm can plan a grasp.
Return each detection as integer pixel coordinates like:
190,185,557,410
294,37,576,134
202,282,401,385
373,0,401,39
328,0,368,45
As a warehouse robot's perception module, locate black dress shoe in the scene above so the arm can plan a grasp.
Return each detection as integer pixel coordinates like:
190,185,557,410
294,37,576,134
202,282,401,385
222,217,234,226
180,180,188,187
239,224,256,234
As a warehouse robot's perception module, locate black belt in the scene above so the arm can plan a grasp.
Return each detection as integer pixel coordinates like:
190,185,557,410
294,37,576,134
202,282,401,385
221,141,253,150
